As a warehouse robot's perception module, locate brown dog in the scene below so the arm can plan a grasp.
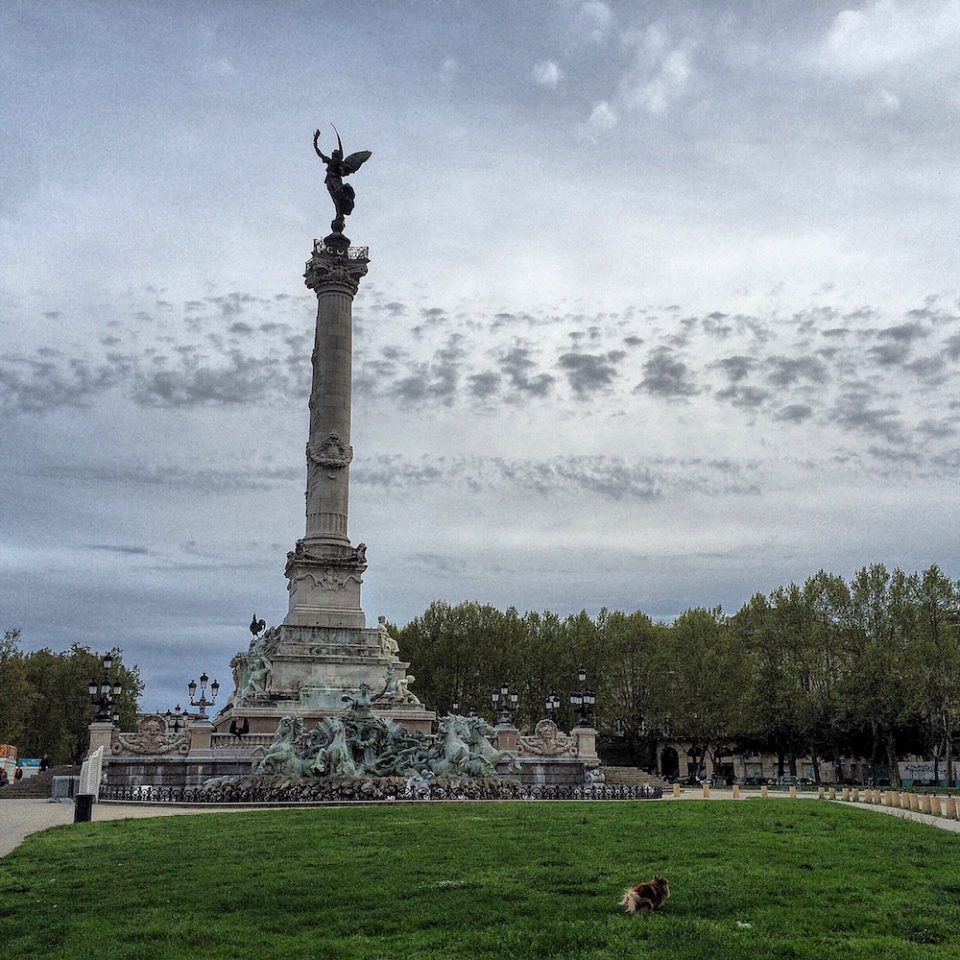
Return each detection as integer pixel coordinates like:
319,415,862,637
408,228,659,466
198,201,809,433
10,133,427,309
620,875,670,914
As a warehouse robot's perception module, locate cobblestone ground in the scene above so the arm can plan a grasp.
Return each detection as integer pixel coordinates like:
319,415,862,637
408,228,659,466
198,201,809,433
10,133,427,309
2,790,957,860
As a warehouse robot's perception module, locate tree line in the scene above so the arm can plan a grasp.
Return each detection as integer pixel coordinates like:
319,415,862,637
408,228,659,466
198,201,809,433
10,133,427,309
396,564,960,787
0,630,142,765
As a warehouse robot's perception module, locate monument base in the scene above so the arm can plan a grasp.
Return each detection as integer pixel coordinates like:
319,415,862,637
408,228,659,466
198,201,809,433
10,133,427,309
215,619,435,741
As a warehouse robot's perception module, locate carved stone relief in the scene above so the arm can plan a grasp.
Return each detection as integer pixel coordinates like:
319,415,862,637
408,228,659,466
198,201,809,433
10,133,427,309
307,433,353,478
518,719,577,757
112,714,190,756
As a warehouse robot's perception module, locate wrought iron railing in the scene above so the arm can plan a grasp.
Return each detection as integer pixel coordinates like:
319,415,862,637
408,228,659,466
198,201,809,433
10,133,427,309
310,240,369,261
98,782,662,804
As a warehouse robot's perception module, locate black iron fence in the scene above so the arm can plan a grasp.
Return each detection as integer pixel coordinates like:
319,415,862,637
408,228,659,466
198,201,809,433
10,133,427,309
99,782,662,804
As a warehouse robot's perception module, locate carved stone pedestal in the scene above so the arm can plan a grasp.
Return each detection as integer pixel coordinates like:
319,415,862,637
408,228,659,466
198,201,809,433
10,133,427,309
87,721,114,759
572,726,598,762
189,718,214,758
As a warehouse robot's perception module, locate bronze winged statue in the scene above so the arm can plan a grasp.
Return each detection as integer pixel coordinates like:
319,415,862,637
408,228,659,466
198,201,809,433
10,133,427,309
314,124,372,235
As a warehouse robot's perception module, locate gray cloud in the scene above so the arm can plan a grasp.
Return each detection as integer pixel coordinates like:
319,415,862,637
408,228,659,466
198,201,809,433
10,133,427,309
715,384,770,409
0,355,124,413
133,352,287,407
389,334,465,406
713,355,756,382
498,344,555,398
467,371,501,399
352,453,762,500
636,347,699,398
905,355,947,382
774,404,814,423
831,390,905,444
878,321,929,342
917,418,956,440
763,356,828,387
84,544,150,555
867,342,912,366
36,462,299,491
945,333,960,361
557,350,625,398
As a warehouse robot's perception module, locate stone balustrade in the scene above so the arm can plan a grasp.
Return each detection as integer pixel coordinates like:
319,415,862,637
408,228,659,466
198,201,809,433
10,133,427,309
211,733,275,750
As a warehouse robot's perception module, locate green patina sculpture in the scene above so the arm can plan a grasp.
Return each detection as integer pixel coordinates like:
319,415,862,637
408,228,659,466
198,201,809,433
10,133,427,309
230,627,278,705
255,695,519,779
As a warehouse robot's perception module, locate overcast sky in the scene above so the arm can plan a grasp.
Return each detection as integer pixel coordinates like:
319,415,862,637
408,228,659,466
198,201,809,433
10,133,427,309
2,0,959,712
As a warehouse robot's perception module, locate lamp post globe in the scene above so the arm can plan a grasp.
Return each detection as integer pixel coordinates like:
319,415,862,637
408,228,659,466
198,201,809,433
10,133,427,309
491,681,517,725
88,650,123,723
188,672,220,718
570,668,595,728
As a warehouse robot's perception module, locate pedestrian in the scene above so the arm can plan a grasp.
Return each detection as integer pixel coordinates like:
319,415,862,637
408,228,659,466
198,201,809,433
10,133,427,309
14,765,23,783
39,754,49,771
0,767,8,788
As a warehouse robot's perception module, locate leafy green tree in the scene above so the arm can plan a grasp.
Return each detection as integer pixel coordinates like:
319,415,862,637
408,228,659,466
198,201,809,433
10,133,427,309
398,601,520,719
660,607,748,774
801,571,852,781
733,579,847,779
0,629,32,747
911,566,960,786
842,565,921,788
597,610,663,761
11,640,142,764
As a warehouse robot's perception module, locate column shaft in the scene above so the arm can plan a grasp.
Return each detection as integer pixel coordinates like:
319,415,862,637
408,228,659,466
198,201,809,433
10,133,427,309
305,284,355,544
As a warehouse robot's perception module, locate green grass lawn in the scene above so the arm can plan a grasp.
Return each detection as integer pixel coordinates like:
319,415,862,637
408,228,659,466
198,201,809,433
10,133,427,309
2,801,960,959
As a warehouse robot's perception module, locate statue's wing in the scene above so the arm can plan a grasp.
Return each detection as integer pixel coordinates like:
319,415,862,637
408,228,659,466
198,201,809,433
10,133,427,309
341,150,372,175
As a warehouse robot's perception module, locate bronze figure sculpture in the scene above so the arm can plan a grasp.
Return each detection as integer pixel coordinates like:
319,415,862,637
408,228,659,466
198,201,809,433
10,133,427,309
314,124,372,235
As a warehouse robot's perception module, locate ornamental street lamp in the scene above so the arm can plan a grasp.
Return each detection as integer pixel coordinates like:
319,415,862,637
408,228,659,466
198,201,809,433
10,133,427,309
452,699,461,715
570,665,596,728
88,650,123,722
164,704,184,733
187,672,220,718
545,690,561,717
491,681,518,725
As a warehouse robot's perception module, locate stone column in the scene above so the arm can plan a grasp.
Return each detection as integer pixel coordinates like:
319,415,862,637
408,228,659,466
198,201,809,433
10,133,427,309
188,718,213,758
302,241,367,548
284,239,370,630
495,724,519,753
87,721,114,758
572,727,598,762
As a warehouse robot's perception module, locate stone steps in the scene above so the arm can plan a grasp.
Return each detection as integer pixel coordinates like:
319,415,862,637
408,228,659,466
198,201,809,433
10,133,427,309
602,766,670,790
0,765,80,800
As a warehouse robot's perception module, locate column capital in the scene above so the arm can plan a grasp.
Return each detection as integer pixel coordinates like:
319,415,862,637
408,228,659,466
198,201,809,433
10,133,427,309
304,239,369,296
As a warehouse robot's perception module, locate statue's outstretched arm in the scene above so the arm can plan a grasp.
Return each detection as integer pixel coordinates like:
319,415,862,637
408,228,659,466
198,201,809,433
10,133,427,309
313,129,330,163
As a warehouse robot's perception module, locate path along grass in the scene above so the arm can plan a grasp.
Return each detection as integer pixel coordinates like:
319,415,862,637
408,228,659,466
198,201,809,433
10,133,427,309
1,800,959,960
